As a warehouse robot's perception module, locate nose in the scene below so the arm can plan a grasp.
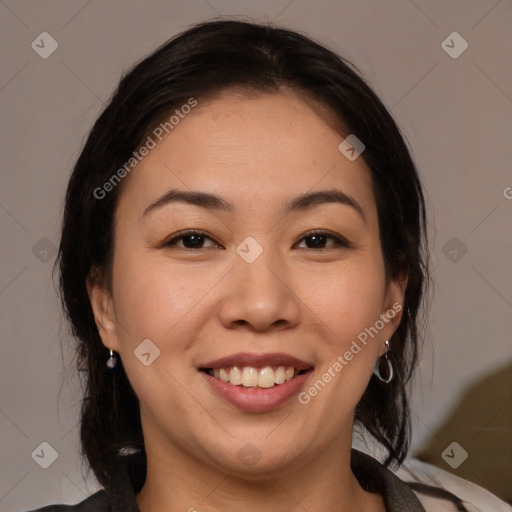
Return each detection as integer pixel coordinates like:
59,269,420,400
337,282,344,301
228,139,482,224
217,250,301,333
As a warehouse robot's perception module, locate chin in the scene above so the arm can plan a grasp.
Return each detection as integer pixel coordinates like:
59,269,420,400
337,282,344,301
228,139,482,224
198,433,309,478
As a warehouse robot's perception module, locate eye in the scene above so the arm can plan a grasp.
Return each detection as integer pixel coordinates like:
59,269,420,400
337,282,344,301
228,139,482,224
295,230,350,250
162,229,350,251
163,230,221,250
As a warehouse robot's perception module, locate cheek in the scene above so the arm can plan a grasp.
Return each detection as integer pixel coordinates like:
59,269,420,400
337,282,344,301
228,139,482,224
111,251,214,342
112,243,386,347
296,263,384,431
109,256,207,411
296,253,386,410
301,258,386,340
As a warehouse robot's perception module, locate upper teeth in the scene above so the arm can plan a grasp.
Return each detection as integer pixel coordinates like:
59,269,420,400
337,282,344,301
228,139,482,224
210,366,298,388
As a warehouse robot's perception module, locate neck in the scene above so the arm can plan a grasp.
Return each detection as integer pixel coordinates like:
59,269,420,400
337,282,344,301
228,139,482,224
135,429,385,512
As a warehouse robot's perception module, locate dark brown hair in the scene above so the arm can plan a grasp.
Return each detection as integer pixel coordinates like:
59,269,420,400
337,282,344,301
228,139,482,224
58,19,430,494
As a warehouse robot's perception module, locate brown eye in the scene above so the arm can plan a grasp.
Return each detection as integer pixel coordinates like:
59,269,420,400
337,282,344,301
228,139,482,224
296,231,350,250
164,230,220,250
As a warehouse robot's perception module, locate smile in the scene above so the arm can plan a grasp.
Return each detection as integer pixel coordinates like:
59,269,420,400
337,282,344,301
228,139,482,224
203,365,309,389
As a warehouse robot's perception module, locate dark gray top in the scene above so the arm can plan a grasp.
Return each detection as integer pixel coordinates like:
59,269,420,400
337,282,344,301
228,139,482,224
26,449,426,511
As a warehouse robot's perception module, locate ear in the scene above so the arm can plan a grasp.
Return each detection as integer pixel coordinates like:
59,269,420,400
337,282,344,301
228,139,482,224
86,271,120,352
378,272,408,356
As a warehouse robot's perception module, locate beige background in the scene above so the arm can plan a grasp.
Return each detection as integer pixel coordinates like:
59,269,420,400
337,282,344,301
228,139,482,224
1,1,511,510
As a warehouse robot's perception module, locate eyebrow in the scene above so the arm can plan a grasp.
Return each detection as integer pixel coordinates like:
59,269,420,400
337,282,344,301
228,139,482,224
142,188,365,221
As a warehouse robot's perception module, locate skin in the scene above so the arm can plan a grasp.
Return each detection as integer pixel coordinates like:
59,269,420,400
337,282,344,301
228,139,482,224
88,90,406,511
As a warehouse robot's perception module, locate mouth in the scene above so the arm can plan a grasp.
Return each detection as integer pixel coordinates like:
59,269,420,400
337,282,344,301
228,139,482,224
200,365,312,389
199,352,314,389
198,352,314,412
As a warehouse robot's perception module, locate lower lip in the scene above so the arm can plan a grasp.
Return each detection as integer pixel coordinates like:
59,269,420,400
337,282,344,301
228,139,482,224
201,370,313,412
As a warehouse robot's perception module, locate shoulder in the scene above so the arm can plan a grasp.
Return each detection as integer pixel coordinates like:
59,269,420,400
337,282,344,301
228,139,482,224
25,490,109,512
393,457,512,512
352,448,512,512
27,460,140,512
351,449,427,511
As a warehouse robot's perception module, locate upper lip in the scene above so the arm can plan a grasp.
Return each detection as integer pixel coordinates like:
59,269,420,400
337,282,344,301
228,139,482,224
200,352,314,370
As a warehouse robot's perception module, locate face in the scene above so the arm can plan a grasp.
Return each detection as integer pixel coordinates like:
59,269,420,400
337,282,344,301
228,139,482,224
89,90,404,477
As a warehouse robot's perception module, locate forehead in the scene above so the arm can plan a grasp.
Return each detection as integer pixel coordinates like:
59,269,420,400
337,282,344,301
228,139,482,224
116,90,376,220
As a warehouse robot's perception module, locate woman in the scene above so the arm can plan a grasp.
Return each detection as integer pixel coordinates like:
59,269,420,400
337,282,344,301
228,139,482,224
29,19,509,512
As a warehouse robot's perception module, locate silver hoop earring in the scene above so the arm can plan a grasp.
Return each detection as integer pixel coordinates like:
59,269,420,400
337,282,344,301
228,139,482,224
373,340,393,384
106,348,117,369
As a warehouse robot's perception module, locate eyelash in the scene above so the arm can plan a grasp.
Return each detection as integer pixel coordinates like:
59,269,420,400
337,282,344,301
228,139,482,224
162,229,351,250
